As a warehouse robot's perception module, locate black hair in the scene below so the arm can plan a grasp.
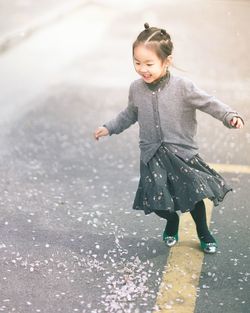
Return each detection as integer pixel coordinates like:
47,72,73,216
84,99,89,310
133,23,173,62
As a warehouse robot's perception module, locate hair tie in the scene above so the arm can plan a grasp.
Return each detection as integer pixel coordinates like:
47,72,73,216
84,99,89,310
144,23,150,30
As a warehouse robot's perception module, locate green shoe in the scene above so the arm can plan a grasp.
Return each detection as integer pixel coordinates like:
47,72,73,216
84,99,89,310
163,231,178,247
200,239,218,254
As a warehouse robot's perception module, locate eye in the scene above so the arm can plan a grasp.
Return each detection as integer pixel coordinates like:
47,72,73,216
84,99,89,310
147,64,154,67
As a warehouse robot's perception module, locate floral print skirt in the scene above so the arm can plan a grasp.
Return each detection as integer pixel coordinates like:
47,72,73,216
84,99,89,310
133,144,232,214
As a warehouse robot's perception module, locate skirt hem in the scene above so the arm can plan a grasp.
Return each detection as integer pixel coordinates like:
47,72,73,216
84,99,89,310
132,144,233,215
133,187,233,215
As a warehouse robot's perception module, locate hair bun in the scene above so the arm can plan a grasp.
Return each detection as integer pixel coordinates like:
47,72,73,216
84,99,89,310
144,23,150,30
160,29,167,36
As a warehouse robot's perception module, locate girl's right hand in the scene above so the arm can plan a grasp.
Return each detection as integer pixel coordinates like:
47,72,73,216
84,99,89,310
94,126,109,140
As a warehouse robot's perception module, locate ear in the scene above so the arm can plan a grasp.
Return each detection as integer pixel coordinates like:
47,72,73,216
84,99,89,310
166,55,173,66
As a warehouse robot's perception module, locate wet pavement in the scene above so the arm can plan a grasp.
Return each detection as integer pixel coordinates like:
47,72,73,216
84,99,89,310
0,0,249,312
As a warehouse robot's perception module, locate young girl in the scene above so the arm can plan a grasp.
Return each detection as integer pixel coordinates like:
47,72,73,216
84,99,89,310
94,23,244,254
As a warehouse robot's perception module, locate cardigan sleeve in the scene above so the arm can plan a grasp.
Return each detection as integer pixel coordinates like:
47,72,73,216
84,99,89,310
184,79,244,128
104,83,138,135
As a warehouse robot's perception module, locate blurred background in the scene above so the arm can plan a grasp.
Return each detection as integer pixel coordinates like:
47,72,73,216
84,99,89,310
0,0,249,162
0,1,249,313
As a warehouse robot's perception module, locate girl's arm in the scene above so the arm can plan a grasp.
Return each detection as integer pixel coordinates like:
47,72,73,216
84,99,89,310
184,80,244,129
95,83,138,139
103,102,138,135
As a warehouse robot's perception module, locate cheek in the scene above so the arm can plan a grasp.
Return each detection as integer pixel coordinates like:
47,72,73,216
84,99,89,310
152,65,162,74
134,65,140,72
159,64,166,72
133,63,139,71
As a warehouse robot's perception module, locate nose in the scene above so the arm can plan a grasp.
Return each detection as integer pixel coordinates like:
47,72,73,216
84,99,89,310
138,64,148,73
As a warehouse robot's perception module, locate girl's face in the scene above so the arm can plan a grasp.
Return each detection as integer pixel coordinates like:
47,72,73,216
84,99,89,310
133,44,172,83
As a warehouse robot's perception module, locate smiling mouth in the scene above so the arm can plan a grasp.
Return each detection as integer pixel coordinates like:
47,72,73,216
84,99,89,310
141,74,151,80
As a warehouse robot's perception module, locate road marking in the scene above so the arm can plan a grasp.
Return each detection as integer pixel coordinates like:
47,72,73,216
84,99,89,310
153,163,250,313
153,199,213,313
209,163,250,174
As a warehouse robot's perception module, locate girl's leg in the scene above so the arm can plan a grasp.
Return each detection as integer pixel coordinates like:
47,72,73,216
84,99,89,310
190,200,216,243
155,210,179,236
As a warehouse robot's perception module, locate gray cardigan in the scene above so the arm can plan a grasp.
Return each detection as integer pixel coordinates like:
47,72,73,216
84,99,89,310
104,74,242,164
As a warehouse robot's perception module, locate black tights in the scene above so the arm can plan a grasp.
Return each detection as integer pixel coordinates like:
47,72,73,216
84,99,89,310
155,200,215,242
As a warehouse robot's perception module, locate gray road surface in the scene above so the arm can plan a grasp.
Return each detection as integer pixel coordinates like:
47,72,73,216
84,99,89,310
0,1,249,312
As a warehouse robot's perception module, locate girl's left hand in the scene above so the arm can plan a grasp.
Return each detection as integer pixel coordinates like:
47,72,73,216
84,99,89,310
230,116,244,129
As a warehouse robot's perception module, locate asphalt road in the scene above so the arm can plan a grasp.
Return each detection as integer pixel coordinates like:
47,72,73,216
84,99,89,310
0,1,249,312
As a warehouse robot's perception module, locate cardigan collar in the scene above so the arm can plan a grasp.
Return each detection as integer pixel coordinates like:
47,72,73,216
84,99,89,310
145,71,170,91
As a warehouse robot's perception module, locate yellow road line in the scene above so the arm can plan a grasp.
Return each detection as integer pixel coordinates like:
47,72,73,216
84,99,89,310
153,163,250,313
208,163,250,174
153,199,213,313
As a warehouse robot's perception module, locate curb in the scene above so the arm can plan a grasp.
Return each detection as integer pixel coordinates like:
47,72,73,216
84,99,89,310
0,0,91,55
